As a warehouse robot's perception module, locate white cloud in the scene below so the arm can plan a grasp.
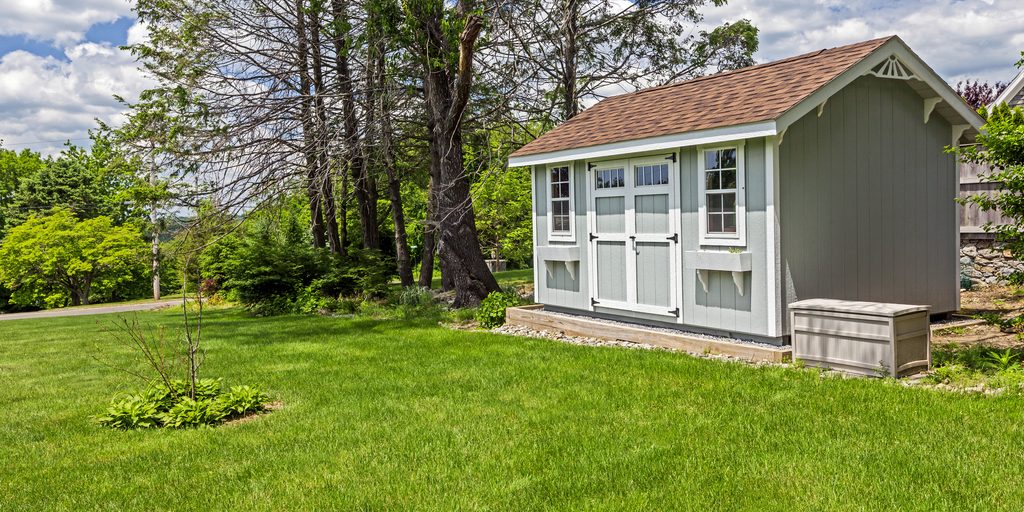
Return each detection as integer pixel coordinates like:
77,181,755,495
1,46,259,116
701,0,1024,85
0,0,134,46
0,36,153,155
126,19,149,46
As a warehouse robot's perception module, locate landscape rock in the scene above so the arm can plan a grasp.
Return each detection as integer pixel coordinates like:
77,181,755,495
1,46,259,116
960,239,1021,287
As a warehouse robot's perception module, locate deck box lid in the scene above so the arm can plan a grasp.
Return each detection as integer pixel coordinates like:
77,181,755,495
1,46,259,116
788,299,929,317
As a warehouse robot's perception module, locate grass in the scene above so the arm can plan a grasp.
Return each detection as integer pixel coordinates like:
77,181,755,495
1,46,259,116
412,267,534,291
3,309,1024,510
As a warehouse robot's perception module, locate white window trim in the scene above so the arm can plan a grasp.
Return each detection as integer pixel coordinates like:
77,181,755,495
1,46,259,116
697,142,746,247
546,162,576,243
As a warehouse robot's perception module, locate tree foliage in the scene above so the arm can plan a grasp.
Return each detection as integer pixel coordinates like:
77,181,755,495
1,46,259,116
3,134,146,232
490,0,759,124
960,102,1024,256
0,209,148,307
957,79,1009,109
0,146,45,237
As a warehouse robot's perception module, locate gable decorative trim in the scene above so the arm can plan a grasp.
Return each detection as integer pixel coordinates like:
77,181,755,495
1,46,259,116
865,55,916,80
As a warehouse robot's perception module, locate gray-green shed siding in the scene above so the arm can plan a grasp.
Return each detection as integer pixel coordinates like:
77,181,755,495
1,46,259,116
533,141,775,340
533,161,590,309
679,140,770,336
778,75,958,330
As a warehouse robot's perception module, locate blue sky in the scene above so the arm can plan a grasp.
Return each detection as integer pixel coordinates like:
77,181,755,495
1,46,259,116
0,0,1021,155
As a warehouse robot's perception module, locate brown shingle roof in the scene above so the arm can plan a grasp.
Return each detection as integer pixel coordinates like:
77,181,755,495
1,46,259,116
511,36,895,158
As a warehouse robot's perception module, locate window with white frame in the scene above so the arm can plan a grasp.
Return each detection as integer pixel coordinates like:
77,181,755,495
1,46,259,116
548,164,574,238
698,145,745,245
595,167,624,189
634,162,670,186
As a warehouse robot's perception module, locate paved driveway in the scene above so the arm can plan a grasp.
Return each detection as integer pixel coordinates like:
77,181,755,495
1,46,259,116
0,300,182,321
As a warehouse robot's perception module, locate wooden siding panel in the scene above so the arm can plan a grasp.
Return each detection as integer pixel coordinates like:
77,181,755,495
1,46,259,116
635,194,669,233
533,162,588,309
596,241,627,301
636,242,671,307
595,197,626,233
780,75,958,318
681,140,764,336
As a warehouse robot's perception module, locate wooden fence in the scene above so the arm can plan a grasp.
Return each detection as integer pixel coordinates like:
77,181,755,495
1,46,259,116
960,161,1011,237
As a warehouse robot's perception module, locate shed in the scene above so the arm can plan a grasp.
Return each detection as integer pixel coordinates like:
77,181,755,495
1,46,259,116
509,36,984,345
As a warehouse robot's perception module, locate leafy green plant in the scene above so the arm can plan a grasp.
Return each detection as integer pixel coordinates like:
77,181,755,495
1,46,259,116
215,386,271,419
396,286,440,319
160,397,224,428
96,379,270,430
989,367,1024,392
925,364,981,386
984,348,1021,372
449,306,479,323
975,312,1024,333
95,395,162,430
1007,271,1024,287
0,208,147,308
476,291,521,328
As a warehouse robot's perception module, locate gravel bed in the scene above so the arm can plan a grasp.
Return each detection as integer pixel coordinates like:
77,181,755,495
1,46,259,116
540,309,784,350
492,323,778,366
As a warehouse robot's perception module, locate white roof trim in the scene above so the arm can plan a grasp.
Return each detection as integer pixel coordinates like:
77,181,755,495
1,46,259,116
992,68,1024,107
777,38,985,138
508,121,777,168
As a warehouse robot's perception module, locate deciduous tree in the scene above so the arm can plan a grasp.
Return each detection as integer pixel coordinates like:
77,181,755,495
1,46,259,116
0,209,147,307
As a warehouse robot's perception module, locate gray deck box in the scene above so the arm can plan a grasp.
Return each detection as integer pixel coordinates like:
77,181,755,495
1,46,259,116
789,299,931,377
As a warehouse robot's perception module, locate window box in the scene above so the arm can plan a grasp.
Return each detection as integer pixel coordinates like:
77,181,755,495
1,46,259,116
537,245,581,280
684,250,751,296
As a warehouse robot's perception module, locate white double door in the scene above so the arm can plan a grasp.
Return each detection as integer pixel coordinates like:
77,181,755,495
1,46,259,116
587,154,680,318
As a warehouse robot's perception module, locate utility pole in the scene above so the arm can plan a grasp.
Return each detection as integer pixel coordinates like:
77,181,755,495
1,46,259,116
150,152,160,300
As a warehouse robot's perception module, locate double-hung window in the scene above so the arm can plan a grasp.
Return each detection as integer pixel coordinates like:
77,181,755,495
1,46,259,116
548,163,574,240
698,145,745,246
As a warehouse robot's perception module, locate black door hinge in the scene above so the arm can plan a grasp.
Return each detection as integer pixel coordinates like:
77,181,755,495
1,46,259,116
588,162,597,170
666,233,678,243
591,298,600,307
669,307,680,316
589,233,598,241
665,153,677,163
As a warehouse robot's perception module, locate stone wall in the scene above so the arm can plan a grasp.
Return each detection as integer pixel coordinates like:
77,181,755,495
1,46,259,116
961,238,1023,287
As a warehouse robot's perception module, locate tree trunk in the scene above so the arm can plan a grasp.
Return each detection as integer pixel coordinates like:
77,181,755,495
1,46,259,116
560,0,580,121
339,162,349,255
296,0,326,248
308,6,342,255
434,126,498,304
372,45,415,287
150,159,160,300
415,11,499,305
331,0,378,251
418,170,438,288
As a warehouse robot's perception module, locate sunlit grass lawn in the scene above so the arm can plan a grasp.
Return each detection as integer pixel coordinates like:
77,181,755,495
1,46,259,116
2,306,1024,510
411,268,534,290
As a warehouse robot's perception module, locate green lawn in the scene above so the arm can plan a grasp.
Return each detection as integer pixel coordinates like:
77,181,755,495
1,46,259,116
413,268,534,290
2,308,1024,510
